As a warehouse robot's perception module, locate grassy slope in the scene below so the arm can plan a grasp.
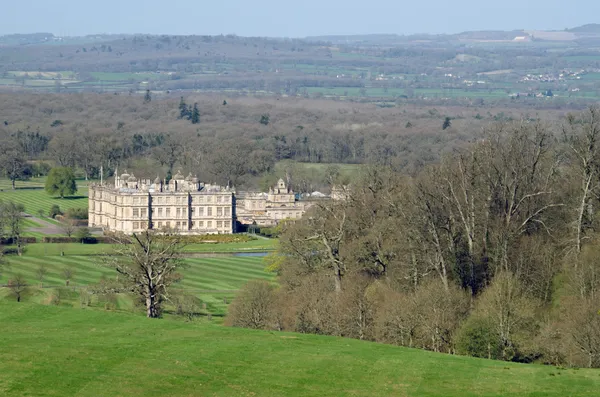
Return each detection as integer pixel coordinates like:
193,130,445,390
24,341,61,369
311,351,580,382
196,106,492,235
0,177,89,216
2,248,274,315
0,302,598,397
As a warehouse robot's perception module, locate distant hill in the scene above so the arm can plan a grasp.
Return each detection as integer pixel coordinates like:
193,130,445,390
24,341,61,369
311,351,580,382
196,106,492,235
568,24,600,33
0,32,54,45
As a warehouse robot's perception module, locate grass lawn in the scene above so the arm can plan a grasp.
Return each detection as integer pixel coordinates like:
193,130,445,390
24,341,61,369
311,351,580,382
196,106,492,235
0,177,89,216
0,302,598,396
1,247,274,315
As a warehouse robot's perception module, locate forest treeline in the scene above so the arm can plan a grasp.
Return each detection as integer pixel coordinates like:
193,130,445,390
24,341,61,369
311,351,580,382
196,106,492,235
227,107,600,368
0,92,553,190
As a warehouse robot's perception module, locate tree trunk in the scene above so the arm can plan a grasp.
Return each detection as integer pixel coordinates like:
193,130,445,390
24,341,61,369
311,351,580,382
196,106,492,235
334,265,342,293
146,287,159,318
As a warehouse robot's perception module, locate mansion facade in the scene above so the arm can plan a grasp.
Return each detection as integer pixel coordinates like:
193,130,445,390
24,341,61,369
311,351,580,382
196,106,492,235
88,171,323,235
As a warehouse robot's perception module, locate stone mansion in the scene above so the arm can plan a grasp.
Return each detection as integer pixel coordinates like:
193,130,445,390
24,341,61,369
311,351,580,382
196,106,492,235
88,170,322,234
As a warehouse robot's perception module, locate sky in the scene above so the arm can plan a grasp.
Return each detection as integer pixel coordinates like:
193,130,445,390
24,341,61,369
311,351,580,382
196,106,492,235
3,0,599,37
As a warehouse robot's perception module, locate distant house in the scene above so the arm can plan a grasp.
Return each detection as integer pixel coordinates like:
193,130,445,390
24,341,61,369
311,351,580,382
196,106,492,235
513,36,530,42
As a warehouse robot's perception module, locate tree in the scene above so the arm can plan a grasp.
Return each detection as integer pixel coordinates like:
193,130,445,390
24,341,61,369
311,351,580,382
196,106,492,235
178,97,189,119
562,107,600,255
442,117,452,130
45,167,77,198
191,103,200,124
0,139,29,189
0,200,25,255
75,227,91,242
8,274,27,302
36,264,48,288
227,280,277,329
61,219,76,237
260,114,270,126
62,266,75,286
143,89,152,103
105,230,185,318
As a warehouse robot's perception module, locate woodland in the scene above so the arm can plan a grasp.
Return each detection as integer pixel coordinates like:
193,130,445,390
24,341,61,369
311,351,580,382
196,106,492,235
227,106,600,369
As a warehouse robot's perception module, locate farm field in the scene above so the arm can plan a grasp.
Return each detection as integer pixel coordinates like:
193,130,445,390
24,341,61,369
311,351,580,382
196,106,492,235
0,302,598,397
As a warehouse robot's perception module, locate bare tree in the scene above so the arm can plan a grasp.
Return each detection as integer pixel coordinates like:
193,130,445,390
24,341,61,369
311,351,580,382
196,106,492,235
62,266,74,286
36,264,48,288
61,219,76,238
105,230,185,318
562,106,600,256
8,274,27,302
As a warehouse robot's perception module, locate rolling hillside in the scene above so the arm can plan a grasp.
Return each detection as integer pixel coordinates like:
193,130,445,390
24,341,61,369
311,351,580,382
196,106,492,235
0,302,597,396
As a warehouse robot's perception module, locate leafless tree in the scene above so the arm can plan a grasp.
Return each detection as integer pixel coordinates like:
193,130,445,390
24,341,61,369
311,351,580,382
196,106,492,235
104,230,185,318
8,274,27,302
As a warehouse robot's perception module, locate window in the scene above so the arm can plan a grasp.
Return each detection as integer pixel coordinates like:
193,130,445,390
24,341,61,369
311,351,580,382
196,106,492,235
141,222,148,229
133,197,139,205
133,222,139,229
133,208,139,218
166,221,171,228
224,207,230,216
217,207,223,217
217,221,223,228
158,208,163,217
158,222,162,229
176,208,181,218
216,196,222,203
207,207,213,216
197,196,204,203
91,202,95,210
206,196,212,203
176,221,181,229
182,222,187,229
224,221,231,228
197,207,204,216
141,208,147,218
199,221,204,227
183,208,187,217
166,208,171,217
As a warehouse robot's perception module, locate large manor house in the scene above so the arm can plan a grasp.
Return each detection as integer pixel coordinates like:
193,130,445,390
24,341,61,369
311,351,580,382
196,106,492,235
88,170,328,234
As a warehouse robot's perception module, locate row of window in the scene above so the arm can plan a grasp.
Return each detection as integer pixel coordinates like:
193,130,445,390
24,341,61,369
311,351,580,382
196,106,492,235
93,193,231,205
94,205,232,219
151,220,231,230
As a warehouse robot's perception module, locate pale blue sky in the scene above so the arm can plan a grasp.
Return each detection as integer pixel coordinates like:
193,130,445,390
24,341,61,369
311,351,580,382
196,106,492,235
3,0,598,37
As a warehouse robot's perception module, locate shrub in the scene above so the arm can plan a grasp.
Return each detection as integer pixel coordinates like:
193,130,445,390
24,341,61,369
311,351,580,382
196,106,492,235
49,204,62,219
455,317,503,360
226,280,277,329
65,207,88,220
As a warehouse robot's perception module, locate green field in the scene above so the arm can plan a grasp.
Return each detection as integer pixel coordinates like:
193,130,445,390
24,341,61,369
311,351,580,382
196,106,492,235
0,177,89,216
1,248,274,315
0,302,598,396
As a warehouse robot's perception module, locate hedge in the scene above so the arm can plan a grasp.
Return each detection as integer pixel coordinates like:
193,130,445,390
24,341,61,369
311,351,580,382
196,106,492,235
0,237,37,245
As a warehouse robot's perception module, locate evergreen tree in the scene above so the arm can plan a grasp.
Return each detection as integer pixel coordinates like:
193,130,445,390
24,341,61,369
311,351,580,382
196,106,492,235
191,103,200,124
443,117,452,130
178,97,189,119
